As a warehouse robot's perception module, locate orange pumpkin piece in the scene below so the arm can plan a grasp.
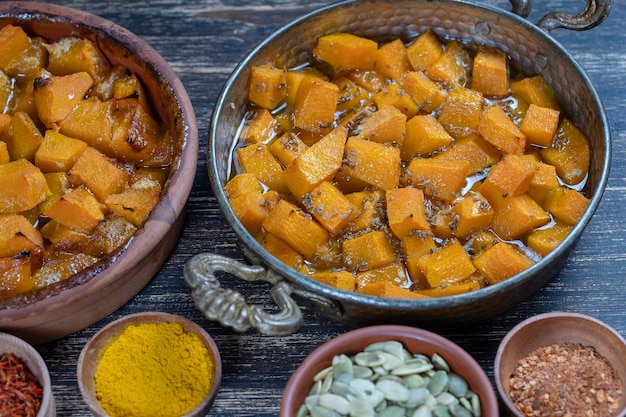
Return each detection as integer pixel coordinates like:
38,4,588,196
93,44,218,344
268,132,308,167
248,63,287,110
403,114,453,159
35,130,88,173
112,73,153,114
0,78,11,119
348,68,387,93
386,187,430,239
468,230,499,256
356,262,411,290
293,78,339,133
342,230,397,271
0,214,44,262
356,105,406,147
402,231,437,289
431,133,501,175
313,33,378,72
303,181,358,235
0,159,49,214
31,251,99,289
345,190,385,233
0,256,32,296
337,136,401,191
44,185,107,233
372,83,419,118
255,231,304,270
417,239,476,288
285,67,328,107
415,281,482,297
228,189,280,235
402,70,447,113
478,104,526,155
470,48,509,98
473,241,535,285
33,71,94,129
224,172,264,201
242,109,278,144
540,118,590,186
520,104,560,148
1,111,43,161
510,74,560,111
0,141,8,165
283,126,347,200
358,281,428,299
237,143,289,195
438,86,483,140
0,25,31,74
526,159,560,204
262,199,330,260
486,154,537,197
105,177,163,227
311,270,356,292
425,41,471,87
405,158,470,201
58,97,114,154
542,186,590,226
45,37,110,82
406,30,443,72
451,192,494,238
527,223,573,257
69,146,130,201
374,38,411,83
333,76,371,113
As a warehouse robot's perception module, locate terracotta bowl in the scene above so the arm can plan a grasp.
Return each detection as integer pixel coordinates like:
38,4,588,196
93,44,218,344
0,332,55,417
494,312,626,417
0,2,198,344
280,325,499,417
77,312,222,417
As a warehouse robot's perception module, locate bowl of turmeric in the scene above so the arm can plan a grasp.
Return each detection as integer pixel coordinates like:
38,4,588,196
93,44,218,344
185,0,611,334
0,2,198,344
77,312,221,417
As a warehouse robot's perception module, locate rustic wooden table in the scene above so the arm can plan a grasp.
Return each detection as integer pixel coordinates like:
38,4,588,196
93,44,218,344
20,0,626,415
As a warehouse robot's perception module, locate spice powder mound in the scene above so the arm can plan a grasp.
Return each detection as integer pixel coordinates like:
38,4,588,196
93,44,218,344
509,342,623,417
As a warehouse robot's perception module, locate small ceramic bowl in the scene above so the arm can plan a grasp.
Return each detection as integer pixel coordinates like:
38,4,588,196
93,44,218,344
0,332,55,417
77,312,222,417
0,2,198,344
494,312,626,417
280,324,499,417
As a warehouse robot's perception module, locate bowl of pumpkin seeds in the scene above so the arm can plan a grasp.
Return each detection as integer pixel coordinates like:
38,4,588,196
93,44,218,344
280,325,498,417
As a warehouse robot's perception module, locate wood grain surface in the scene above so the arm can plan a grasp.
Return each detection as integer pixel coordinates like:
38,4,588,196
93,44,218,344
12,0,626,415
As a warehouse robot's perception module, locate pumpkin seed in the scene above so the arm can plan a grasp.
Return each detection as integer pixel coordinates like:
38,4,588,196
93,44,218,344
431,353,450,372
349,397,375,417
378,405,407,417
411,405,433,417
449,403,473,417
427,370,449,396
447,373,469,397
318,393,350,415
355,351,387,367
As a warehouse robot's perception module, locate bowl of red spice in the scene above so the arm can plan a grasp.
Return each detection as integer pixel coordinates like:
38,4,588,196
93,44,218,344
494,312,626,417
77,312,221,417
0,332,55,417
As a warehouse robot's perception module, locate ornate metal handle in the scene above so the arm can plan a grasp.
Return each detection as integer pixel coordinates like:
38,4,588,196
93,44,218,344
509,0,610,32
183,253,302,336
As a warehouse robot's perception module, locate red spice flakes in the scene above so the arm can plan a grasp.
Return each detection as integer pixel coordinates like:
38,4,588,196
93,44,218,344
509,342,623,417
0,353,43,417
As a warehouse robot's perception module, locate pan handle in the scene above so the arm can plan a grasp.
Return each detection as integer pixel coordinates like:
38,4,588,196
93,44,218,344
509,0,610,32
183,253,303,335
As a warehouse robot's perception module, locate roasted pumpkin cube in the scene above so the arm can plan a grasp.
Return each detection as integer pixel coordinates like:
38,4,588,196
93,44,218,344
486,154,537,197
0,256,32,296
402,231,437,289
224,172,264,201
540,118,590,185
112,73,153,114
468,230,499,256
438,86,483,140
255,231,304,270
227,189,280,235
473,241,535,285
526,223,573,257
0,159,49,214
248,64,287,110
333,76,371,113
284,67,328,107
69,146,130,201
282,126,347,200
0,141,8,165
293,78,339,133
33,71,94,129
356,262,410,290
1,111,43,161
45,37,111,82
58,97,114,154
311,270,356,292
44,186,107,233
403,114,453,159
0,25,31,74
451,192,494,238
405,157,470,201
105,177,163,227
406,30,443,72
262,199,330,260
386,187,430,239
431,133,501,176
342,229,397,271
338,137,401,190
417,239,476,287
372,83,419,118
348,68,386,93
242,108,278,144
35,130,88,173
356,105,406,147
527,160,560,204
510,74,560,111
303,181,358,235
345,190,385,233
470,48,509,98
268,132,308,167
237,143,289,195
358,281,427,299
313,33,378,72
478,104,526,155
542,186,590,226
0,214,44,263
520,104,560,148
31,251,99,289
425,41,471,87
415,280,482,297
0,72,11,113
402,70,447,113
374,38,411,83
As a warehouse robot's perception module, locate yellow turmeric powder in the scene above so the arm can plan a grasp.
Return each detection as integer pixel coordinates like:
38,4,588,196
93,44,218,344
94,321,214,417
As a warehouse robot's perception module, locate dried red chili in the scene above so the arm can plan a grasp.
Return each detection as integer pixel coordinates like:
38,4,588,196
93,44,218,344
0,353,43,417
509,342,623,417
